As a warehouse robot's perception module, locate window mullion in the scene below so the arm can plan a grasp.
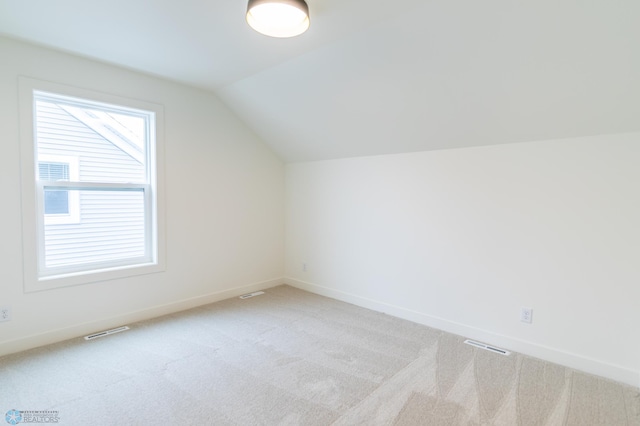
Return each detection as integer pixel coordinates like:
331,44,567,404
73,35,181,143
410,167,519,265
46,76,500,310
40,181,148,191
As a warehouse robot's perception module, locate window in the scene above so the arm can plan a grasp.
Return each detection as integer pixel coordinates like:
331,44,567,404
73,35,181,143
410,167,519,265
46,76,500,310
38,155,80,224
40,163,70,214
20,78,165,291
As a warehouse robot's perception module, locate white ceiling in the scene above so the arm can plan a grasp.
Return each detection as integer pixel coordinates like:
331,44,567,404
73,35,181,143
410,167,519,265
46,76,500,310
1,0,639,162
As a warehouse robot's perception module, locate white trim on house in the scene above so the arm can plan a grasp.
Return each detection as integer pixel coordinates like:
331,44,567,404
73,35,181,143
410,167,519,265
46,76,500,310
38,154,80,225
59,104,145,164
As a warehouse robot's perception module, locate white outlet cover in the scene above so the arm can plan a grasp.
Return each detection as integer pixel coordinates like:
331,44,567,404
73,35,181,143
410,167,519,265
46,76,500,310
0,306,11,322
520,307,533,324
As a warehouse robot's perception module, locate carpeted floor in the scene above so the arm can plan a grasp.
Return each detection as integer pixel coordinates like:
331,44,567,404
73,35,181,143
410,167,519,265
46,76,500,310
1,285,638,425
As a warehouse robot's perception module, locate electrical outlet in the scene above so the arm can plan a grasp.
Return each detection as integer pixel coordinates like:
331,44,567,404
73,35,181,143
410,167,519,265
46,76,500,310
520,307,533,324
0,306,11,322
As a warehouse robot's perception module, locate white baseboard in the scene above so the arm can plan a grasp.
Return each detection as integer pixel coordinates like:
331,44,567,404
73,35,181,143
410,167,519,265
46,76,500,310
0,277,284,357
284,277,640,388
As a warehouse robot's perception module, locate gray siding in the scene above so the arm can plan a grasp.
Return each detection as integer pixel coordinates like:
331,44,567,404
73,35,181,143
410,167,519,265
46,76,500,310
36,100,147,269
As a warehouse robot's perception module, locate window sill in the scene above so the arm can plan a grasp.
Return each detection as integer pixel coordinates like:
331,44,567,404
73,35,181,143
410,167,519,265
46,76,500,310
25,262,165,293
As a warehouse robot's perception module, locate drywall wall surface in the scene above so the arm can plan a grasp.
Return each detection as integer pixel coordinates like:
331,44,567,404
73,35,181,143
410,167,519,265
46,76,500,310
0,37,284,352
285,134,640,386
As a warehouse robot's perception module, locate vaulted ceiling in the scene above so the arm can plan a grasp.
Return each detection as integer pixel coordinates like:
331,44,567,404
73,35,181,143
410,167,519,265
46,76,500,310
1,0,639,162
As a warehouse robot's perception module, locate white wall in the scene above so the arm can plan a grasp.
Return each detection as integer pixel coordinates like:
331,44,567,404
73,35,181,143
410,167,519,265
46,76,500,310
285,134,640,386
0,37,285,354
2,36,638,389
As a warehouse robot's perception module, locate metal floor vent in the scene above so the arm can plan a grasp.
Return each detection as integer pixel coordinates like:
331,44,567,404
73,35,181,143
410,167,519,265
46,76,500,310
84,326,130,341
464,339,511,356
239,291,265,300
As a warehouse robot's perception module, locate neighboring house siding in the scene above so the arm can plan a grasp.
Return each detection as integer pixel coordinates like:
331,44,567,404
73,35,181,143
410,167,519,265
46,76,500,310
36,101,146,268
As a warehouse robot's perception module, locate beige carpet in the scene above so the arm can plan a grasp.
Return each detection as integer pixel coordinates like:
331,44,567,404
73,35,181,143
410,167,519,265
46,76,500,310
0,285,638,425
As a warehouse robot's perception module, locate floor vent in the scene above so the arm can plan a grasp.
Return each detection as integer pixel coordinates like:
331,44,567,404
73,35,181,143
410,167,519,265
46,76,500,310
84,326,130,341
464,339,511,356
239,291,265,300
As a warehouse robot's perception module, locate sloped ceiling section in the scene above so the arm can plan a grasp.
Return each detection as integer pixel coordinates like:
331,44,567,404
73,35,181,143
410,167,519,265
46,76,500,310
1,0,639,162
218,1,640,162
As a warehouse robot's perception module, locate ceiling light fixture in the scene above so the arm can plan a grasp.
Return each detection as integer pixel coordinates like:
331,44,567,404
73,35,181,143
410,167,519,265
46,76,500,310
246,0,310,38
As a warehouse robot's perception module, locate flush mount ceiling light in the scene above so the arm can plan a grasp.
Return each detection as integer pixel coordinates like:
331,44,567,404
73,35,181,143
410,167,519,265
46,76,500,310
246,0,310,38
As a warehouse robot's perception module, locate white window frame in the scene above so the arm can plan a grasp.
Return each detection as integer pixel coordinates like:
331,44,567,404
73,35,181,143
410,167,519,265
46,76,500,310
38,154,80,225
19,77,166,292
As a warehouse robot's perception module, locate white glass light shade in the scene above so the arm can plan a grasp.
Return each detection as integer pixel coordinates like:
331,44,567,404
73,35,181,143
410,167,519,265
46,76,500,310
246,0,310,38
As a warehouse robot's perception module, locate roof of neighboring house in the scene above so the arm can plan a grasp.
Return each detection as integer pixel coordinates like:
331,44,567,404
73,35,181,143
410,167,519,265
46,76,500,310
60,104,145,164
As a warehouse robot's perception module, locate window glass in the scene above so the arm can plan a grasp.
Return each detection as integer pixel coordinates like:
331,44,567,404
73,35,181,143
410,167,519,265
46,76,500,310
39,162,71,215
